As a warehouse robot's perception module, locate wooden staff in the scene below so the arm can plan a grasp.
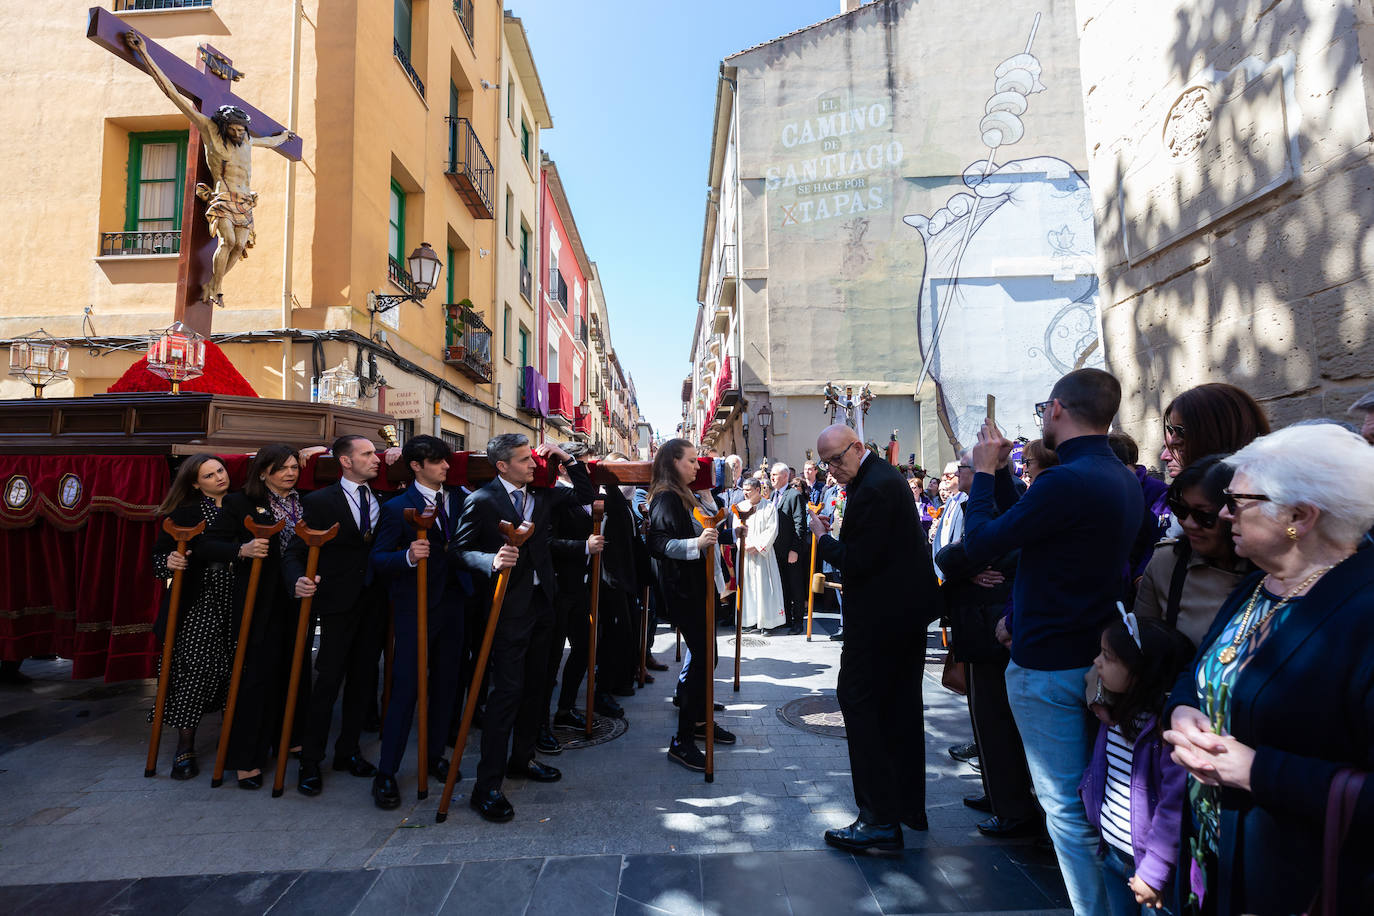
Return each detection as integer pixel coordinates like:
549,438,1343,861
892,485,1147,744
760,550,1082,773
806,503,821,641
272,521,339,797
211,514,286,787
404,505,437,799
731,503,757,692
693,505,728,783
585,500,605,739
145,517,207,778
676,627,682,662
437,519,534,823
637,584,650,688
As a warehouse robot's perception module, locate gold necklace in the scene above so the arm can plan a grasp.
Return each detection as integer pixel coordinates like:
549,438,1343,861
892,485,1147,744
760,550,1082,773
1216,565,1332,664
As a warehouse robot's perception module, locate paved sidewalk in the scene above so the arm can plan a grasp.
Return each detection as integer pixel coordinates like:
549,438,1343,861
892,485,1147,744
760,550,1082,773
0,615,1068,914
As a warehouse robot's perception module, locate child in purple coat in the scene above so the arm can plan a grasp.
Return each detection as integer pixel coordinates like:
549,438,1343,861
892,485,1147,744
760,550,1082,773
1081,612,1195,913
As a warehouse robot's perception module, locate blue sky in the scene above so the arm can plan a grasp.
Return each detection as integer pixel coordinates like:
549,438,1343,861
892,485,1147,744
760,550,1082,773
513,0,841,435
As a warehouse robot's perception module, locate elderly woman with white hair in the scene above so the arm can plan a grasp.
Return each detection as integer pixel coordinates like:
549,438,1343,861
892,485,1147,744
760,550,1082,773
1162,423,1374,916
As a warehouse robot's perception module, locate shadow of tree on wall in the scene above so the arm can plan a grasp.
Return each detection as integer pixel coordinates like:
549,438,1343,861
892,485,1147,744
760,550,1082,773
1093,0,1374,469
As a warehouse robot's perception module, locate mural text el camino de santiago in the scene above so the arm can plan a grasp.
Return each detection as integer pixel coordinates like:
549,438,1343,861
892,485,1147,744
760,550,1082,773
767,97,904,226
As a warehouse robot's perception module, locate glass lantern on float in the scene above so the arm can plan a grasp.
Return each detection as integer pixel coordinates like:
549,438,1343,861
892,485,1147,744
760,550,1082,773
8,328,70,398
317,360,360,407
146,321,206,394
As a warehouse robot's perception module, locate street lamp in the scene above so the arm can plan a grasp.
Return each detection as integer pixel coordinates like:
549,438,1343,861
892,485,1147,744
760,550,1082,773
146,321,206,395
757,402,773,465
368,242,444,314
8,328,69,398
317,360,361,407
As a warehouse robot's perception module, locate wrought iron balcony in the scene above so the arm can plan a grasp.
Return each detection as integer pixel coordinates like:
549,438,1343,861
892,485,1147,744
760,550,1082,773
453,0,474,44
100,230,182,256
443,302,493,383
518,262,532,302
115,0,212,9
445,117,494,219
547,269,568,311
393,37,425,98
573,316,589,348
388,255,420,297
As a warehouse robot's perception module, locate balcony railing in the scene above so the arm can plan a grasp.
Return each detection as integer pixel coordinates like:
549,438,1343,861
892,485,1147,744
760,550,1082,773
114,0,211,9
573,316,589,348
547,269,568,311
393,37,425,98
453,0,474,44
100,230,181,256
443,302,493,383
547,382,574,422
389,255,420,297
518,262,532,302
445,117,494,219
573,409,593,436
719,243,738,280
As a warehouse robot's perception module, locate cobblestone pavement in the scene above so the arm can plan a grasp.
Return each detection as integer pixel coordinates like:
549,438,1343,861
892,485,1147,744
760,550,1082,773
0,615,1069,914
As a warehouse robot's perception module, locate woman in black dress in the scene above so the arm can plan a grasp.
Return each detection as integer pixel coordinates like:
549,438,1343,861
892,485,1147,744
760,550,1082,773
208,444,307,789
646,438,723,772
151,454,246,780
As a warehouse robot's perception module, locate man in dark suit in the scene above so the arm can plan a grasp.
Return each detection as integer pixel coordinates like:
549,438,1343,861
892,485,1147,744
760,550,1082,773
368,435,472,809
451,434,594,822
808,425,942,851
284,434,388,797
771,462,809,634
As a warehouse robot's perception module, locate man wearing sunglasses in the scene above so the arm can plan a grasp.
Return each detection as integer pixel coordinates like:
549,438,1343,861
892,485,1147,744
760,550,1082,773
961,368,1142,915
806,425,942,852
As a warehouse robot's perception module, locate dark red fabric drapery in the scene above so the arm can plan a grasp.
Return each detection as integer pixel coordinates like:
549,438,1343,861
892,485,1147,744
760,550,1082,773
0,454,168,680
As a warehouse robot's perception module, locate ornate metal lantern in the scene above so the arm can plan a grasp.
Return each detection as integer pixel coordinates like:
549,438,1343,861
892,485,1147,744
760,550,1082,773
317,360,360,407
8,328,69,398
146,321,206,394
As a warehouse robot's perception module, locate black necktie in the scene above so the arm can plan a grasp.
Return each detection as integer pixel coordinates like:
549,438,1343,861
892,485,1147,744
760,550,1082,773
435,491,450,537
357,486,372,536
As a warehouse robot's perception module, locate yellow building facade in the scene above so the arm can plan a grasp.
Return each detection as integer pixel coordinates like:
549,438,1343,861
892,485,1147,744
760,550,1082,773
0,0,543,450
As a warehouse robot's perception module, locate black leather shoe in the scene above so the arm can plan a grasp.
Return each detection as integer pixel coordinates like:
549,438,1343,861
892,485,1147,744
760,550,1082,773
977,815,1043,839
667,736,706,772
470,789,514,823
823,819,903,852
429,757,452,781
594,693,625,719
829,630,844,642
297,761,322,796
553,708,587,730
170,752,198,781
372,773,401,810
901,812,929,832
332,753,377,778
963,794,993,813
536,724,563,755
506,759,562,782
694,722,737,745
948,742,979,763
646,656,669,671
236,773,263,790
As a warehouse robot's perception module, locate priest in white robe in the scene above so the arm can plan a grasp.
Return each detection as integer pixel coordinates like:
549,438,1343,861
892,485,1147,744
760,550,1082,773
732,477,786,633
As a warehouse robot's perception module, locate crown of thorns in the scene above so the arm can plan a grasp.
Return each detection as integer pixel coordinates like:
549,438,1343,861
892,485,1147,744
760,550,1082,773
214,105,251,126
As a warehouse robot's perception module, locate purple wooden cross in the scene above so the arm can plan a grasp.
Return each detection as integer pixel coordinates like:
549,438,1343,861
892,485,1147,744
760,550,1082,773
87,7,303,336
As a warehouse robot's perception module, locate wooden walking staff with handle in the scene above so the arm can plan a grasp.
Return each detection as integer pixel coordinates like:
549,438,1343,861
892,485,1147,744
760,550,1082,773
805,503,822,641
585,500,605,738
437,518,534,823
211,514,286,787
731,502,756,691
145,517,207,777
404,505,437,799
272,521,339,797
637,584,650,688
693,505,728,783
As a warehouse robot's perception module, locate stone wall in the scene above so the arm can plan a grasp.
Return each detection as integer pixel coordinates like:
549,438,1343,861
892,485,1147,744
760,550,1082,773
1077,0,1374,466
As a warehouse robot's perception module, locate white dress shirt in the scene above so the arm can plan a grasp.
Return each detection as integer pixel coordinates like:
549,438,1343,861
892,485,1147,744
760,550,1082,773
339,476,379,531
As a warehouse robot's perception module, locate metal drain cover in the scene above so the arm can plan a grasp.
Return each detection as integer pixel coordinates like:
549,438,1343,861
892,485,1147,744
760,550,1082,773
777,694,847,738
551,714,629,749
727,636,769,648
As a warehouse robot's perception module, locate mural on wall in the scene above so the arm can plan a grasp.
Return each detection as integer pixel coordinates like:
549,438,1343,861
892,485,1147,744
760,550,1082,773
903,13,1103,448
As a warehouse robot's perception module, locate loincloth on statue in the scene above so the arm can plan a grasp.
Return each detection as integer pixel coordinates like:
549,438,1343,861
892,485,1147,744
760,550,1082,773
195,184,257,251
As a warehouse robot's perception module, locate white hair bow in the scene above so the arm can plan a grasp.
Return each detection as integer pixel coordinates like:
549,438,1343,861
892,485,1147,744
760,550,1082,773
1117,601,1141,649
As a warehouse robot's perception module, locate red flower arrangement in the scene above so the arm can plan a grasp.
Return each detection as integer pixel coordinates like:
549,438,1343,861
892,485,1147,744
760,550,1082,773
107,341,258,396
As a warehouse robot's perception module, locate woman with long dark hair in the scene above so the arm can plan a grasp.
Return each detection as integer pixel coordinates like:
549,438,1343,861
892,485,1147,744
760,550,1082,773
150,454,245,780
207,444,308,789
646,439,725,771
1159,383,1269,479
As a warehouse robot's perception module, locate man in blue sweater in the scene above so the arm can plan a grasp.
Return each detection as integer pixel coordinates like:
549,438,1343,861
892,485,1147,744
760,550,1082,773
962,368,1142,916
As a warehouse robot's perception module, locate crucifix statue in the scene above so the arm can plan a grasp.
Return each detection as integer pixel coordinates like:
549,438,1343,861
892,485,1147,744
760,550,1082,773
87,8,303,334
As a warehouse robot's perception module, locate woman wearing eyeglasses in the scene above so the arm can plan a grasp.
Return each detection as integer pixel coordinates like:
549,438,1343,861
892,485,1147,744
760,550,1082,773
1162,424,1374,915
1157,383,1269,480
1132,455,1251,648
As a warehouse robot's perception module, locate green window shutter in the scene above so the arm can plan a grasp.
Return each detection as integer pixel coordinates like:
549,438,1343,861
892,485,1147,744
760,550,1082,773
389,179,405,262
503,305,511,358
446,244,455,303
126,130,188,235
394,0,412,59
519,225,529,267
521,120,531,163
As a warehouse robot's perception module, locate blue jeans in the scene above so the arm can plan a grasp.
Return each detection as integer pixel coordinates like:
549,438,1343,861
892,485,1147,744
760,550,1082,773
1103,845,1145,916
1005,661,1106,916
